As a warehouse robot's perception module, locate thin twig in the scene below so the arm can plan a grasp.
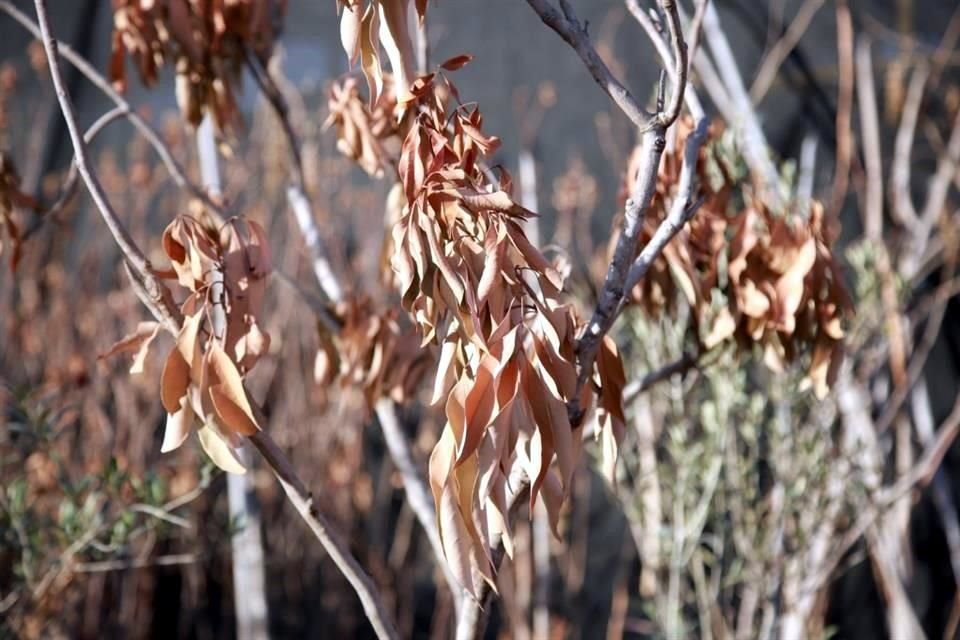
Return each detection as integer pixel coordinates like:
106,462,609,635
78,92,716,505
524,0,654,129
828,0,853,218
128,504,192,529
889,64,928,229
625,0,704,119
685,0,709,78
244,49,343,303
0,0,226,225
913,107,960,250
31,0,151,283
74,553,198,573
692,1,783,210
374,398,464,612
749,0,826,104
249,430,400,640
622,349,701,404
20,105,126,240
804,391,960,596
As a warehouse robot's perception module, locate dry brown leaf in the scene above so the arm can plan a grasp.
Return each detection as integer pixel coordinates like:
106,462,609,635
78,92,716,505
197,423,247,474
160,347,191,414
207,343,260,435
99,321,162,374
162,398,194,453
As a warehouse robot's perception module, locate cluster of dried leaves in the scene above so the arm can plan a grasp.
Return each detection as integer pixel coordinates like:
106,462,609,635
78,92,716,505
110,0,286,129
337,0,427,108
314,295,432,405
0,152,37,270
623,118,850,397
324,57,626,595
104,215,271,473
323,74,401,177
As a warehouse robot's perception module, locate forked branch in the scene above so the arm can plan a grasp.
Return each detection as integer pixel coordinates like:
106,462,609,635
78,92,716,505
523,0,694,421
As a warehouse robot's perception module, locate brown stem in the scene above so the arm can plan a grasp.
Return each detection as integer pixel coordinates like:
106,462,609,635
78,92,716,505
244,49,344,303
249,431,400,640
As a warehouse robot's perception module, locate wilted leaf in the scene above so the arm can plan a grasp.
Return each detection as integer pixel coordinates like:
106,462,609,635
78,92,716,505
458,355,499,465
207,343,260,435
99,321,162,374
162,398,194,453
160,347,191,414
197,423,247,474
359,3,383,107
440,54,473,71
340,0,363,63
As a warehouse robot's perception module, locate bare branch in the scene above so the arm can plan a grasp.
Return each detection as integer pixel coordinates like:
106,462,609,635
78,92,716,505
625,0,704,119
248,429,400,640
889,65,928,229
571,126,666,422
622,117,709,296
21,105,127,240
73,553,198,574
245,50,344,303
524,0,653,129
31,0,150,281
655,0,688,127
916,107,960,236
805,390,960,596
749,0,826,104
0,0,226,225
828,0,854,218
623,348,702,404
374,399,464,612
689,2,783,210
685,0,709,79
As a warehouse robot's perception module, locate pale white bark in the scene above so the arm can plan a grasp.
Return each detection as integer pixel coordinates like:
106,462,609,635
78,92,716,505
196,114,271,640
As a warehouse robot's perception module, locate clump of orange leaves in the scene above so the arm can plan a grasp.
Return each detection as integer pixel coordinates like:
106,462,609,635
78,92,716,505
336,0,428,107
622,117,850,398
103,215,272,472
313,295,433,406
109,0,286,130
326,50,627,596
